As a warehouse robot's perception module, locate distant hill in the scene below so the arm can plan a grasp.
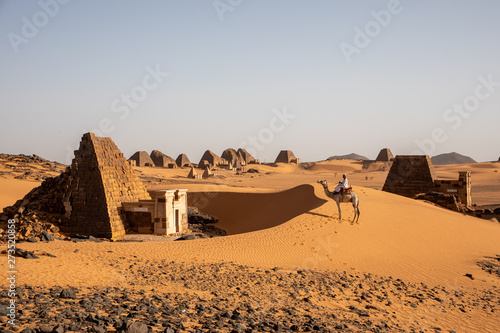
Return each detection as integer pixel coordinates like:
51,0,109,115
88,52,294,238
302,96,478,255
327,153,369,161
431,152,476,165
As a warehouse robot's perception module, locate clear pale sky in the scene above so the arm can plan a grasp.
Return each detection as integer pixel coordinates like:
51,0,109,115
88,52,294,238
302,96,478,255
1,0,499,164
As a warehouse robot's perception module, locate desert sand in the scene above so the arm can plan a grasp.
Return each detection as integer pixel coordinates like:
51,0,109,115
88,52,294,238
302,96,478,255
1,157,500,332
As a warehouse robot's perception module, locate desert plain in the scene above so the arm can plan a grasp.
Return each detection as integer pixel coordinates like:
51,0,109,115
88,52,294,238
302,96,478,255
0,155,499,332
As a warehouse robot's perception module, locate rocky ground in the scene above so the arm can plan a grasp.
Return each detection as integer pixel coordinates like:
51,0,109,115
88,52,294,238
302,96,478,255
1,260,499,332
0,154,65,182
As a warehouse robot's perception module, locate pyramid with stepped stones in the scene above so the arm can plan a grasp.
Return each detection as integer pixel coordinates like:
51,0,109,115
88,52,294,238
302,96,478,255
275,150,299,164
129,151,154,167
375,148,394,162
69,133,151,240
382,155,437,198
150,150,177,168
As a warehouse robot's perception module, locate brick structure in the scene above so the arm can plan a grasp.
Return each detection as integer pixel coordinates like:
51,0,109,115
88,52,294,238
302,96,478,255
375,148,394,162
176,154,191,168
434,171,471,207
129,151,154,167
69,133,151,240
150,150,177,168
382,155,437,197
275,150,300,164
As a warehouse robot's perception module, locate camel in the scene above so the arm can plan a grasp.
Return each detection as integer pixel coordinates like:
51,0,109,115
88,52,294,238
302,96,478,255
317,180,360,224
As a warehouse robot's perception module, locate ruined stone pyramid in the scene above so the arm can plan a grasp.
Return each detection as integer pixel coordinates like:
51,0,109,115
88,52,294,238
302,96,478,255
69,133,151,240
187,166,201,179
129,151,154,167
382,155,437,198
176,153,191,168
375,148,394,162
150,150,176,168
221,148,243,165
237,148,255,164
199,150,225,167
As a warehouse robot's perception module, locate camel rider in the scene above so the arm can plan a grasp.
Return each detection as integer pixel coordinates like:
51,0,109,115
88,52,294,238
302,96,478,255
334,174,349,194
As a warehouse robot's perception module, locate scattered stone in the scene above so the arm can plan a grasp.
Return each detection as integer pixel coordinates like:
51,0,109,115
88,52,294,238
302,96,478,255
16,248,39,259
175,235,196,241
126,322,148,333
41,231,55,242
60,288,76,299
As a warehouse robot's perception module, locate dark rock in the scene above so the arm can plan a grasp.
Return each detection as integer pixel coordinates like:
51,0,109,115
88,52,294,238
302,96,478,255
38,326,52,333
27,237,39,243
91,326,106,333
126,322,148,333
16,249,39,259
188,207,218,224
465,273,474,280
41,231,55,242
52,325,65,333
175,235,196,241
20,329,37,333
59,288,76,299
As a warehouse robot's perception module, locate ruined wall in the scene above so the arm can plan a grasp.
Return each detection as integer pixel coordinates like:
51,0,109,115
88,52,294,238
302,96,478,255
382,155,437,198
434,171,471,207
69,133,151,240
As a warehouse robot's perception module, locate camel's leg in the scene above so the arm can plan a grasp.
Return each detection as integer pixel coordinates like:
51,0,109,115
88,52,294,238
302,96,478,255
336,200,342,221
352,199,360,224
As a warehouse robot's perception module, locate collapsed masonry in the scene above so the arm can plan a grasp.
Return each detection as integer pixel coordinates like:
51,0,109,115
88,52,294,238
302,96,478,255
382,155,471,210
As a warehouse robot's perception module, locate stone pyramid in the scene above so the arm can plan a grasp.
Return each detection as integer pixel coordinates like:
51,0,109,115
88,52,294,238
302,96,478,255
221,148,243,165
237,148,255,164
150,150,176,168
382,155,437,198
375,148,394,162
129,151,154,167
202,167,213,179
176,154,191,168
275,150,298,164
187,166,201,179
199,150,225,167
69,133,151,240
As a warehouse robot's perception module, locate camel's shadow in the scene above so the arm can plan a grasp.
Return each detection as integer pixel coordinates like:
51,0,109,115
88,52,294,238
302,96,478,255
306,212,336,220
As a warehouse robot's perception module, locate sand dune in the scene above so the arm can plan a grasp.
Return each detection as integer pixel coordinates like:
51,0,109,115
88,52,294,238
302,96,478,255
0,179,40,209
188,184,327,234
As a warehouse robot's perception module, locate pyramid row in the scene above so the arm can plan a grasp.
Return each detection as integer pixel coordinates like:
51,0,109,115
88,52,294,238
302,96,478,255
128,149,302,168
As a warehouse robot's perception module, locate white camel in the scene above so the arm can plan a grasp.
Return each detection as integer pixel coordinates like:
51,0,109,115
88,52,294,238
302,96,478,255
317,179,360,224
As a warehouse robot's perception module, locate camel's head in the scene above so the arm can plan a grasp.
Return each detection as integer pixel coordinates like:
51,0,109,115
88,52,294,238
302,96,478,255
317,179,327,186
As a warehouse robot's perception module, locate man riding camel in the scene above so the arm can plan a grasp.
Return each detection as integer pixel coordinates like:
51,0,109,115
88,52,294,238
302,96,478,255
334,174,349,194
